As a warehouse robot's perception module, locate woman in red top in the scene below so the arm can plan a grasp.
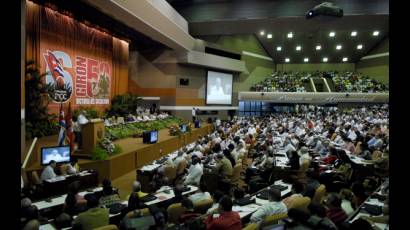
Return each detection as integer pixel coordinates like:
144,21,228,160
204,196,241,230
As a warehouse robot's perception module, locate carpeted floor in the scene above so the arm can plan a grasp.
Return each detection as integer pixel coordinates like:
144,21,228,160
111,170,137,201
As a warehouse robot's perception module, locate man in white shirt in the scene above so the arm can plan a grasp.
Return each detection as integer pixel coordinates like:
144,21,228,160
184,156,203,186
192,146,204,159
40,160,57,181
283,138,296,154
250,188,287,223
173,151,186,168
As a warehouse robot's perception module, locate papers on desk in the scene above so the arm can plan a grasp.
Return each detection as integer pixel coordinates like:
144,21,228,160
140,164,161,171
365,198,384,207
349,213,388,229
233,204,259,213
45,176,66,183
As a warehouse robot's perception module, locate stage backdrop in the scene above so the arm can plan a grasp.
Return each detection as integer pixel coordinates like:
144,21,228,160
26,1,129,114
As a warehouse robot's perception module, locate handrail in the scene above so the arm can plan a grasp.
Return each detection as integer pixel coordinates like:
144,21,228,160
22,137,37,169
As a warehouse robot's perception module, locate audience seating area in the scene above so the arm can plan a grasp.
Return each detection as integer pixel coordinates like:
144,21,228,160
249,71,388,93
21,105,389,230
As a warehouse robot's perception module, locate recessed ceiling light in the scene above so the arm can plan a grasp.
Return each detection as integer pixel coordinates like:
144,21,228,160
357,44,363,50
336,45,342,50
316,45,322,50
296,45,301,51
304,58,309,62
285,58,290,63
351,31,357,37
276,46,282,51
329,31,335,37
287,32,293,38
260,31,265,36
323,57,328,62
267,33,273,39
373,31,380,36
342,57,348,62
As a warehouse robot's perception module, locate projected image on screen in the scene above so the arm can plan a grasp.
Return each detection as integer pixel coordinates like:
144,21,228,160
41,146,71,165
206,71,233,104
151,131,158,142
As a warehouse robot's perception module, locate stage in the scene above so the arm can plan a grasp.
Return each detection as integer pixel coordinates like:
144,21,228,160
24,124,213,183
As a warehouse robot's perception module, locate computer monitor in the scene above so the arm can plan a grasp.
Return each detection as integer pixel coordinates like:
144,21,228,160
41,146,71,165
180,124,187,133
143,130,158,144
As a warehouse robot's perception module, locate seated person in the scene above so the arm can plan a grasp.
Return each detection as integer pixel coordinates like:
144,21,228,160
54,213,73,230
188,183,211,204
184,156,203,186
178,198,201,224
250,188,287,223
307,204,337,230
72,194,109,230
339,189,355,216
207,190,225,214
40,160,57,181
126,181,148,200
282,181,304,208
21,202,48,228
324,193,348,226
287,150,300,170
22,219,40,230
64,181,87,215
151,171,170,191
204,195,242,230
215,153,233,179
66,158,80,175
99,179,121,207
299,146,312,165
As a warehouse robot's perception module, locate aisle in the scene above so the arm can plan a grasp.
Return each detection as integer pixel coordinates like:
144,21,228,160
111,170,136,201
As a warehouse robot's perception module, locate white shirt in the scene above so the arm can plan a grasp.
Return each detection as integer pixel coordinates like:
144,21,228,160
192,151,203,159
192,109,196,116
250,201,287,223
284,143,296,153
173,156,185,167
184,163,203,186
189,191,211,204
67,164,78,174
341,199,354,215
40,165,57,181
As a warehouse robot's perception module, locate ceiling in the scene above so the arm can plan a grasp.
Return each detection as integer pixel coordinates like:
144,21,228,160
169,0,389,63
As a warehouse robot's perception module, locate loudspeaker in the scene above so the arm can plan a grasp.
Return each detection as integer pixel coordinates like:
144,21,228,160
180,78,189,86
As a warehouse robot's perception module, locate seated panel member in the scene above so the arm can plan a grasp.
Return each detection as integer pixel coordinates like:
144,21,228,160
40,160,57,181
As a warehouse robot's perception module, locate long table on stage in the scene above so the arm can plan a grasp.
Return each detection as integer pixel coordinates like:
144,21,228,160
42,171,99,198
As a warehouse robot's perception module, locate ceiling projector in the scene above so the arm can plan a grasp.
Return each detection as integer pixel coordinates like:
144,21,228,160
306,2,343,19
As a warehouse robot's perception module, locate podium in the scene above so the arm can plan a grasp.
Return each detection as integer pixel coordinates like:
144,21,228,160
81,119,105,157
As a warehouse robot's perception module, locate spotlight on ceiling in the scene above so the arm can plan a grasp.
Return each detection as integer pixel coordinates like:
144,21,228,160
316,45,322,50
260,31,265,36
351,31,357,37
267,33,273,39
342,57,348,62
304,58,309,62
323,57,328,62
276,46,282,51
287,32,293,38
285,58,290,63
357,44,363,50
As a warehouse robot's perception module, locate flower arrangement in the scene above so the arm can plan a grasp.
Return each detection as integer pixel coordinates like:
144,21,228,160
168,125,181,136
91,137,122,160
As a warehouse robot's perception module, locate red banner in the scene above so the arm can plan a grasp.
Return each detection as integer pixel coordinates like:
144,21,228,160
39,7,113,113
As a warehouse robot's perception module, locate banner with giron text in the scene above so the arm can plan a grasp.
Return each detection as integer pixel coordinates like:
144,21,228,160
39,7,113,114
